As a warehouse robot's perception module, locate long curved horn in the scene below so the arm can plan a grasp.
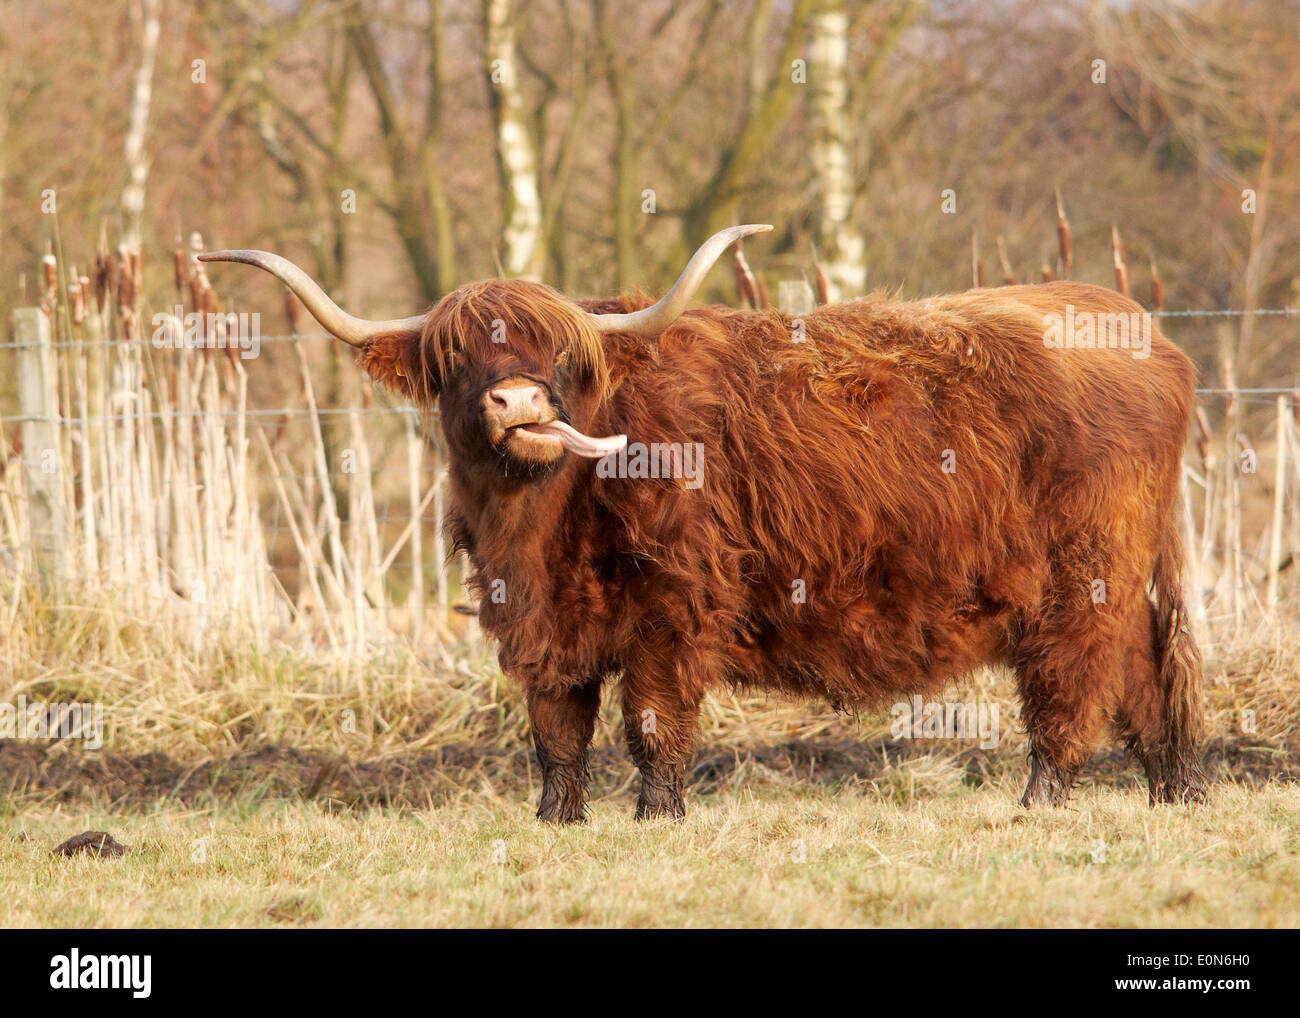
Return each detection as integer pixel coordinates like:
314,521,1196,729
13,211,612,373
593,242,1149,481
196,250,426,347
590,224,773,335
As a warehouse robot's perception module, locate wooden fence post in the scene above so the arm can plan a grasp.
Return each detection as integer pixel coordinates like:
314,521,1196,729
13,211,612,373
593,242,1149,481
12,307,68,586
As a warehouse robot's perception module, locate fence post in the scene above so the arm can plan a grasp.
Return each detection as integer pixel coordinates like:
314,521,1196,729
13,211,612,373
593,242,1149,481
12,307,68,586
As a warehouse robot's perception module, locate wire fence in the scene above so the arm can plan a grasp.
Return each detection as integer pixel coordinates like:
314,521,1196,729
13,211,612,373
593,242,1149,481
3,298,1298,653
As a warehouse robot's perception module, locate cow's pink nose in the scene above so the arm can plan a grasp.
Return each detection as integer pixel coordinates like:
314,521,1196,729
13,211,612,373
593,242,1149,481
488,385,546,416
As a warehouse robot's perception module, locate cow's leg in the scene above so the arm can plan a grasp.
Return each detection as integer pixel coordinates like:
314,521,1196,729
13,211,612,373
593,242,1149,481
527,680,602,824
1014,580,1124,808
621,662,705,820
1115,601,1208,806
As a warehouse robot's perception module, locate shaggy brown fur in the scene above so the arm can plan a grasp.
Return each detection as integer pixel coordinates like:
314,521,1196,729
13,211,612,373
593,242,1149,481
361,279,1208,821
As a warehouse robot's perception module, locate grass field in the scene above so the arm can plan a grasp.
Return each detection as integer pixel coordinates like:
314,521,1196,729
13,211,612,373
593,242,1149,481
2,597,1298,928
6,776,1299,928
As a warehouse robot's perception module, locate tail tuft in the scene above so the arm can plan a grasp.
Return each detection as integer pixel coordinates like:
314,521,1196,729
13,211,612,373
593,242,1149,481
1150,523,1209,804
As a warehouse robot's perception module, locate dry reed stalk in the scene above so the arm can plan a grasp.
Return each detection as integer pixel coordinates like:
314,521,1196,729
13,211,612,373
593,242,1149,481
1111,224,1129,297
134,342,163,606
379,476,441,576
280,443,353,627
404,412,424,640
71,278,100,584
293,340,349,621
1149,255,1164,312
1266,395,1292,621
1055,188,1071,279
348,450,366,648
255,425,340,652
1181,465,1206,638
1290,410,1300,602
996,235,1016,285
733,241,757,309
431,434,449,612
1219,330,1243,637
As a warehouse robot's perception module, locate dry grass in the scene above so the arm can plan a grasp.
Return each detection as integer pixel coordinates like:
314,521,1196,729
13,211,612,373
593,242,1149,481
3,779,1297,928
6,587,1297,759
1,591,1297,928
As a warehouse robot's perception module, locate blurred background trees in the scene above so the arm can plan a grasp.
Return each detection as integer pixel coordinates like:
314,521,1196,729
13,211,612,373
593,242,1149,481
2,0,1297,385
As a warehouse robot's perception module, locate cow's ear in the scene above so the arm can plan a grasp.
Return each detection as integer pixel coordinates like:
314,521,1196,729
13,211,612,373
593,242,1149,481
357,330,432,404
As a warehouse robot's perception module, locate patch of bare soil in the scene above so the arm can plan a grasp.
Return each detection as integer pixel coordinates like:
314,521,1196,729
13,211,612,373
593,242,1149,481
1,733,1292,812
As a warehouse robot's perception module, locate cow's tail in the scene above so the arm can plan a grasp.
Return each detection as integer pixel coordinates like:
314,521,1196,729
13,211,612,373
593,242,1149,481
1150,514,1209,804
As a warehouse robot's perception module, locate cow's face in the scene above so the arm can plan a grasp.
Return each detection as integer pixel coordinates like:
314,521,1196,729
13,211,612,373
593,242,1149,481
359,279,621,483
196,225,769,485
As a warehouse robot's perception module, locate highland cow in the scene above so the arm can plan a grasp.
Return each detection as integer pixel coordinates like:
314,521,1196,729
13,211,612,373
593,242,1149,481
201,224,1208,822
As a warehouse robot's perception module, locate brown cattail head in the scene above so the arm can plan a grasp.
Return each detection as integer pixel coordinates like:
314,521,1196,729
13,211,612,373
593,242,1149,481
1055,188,1072,279
732,248,753,308
130,248,143,305
1111,224,1129,297
815,263,829,306
93,257,110,313
732,240,758,309
996,235,1017,286
188,232,210,314
1149,255,1164,311
1040,260,1053,282
971,232,982,288
117,244,135,309
173,237,187,295
93,228,113,313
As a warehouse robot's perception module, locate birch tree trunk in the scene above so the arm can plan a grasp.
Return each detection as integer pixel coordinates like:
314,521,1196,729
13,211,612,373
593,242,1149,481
808,5,864,302
484,0,544,280
120,0,162,250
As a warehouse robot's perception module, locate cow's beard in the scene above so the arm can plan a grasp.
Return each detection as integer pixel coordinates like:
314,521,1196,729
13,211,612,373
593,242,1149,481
493,435,568,482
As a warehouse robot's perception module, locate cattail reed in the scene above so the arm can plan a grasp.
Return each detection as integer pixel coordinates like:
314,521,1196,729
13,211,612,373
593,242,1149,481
1112,224,1129,297
996,235,1017,285
733,241,758,309
1055,188,1071,279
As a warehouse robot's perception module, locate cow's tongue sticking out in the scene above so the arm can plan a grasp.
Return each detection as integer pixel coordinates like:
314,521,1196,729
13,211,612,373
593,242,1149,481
519,421,627,459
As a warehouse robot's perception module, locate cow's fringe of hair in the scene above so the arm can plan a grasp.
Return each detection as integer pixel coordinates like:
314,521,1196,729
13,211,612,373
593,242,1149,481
418,279,611,405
